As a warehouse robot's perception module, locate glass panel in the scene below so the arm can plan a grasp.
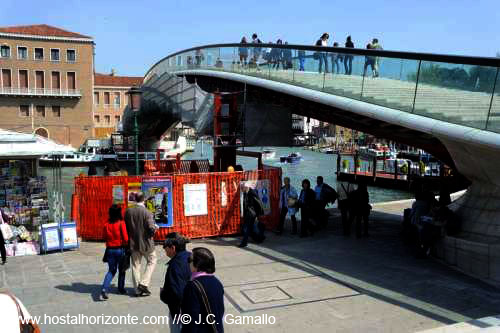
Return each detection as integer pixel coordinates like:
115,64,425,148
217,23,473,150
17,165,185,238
292,50,325,91
268,45,294,84
487,69,500,133
218,47,235,72
323,53,365,99
414,61,496,129
360,57,419,112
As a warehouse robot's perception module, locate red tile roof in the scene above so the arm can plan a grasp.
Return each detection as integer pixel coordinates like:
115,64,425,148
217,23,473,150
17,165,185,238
0,24,92,39
94,73,143,87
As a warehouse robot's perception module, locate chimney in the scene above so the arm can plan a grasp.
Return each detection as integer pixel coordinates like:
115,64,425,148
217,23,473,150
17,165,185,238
110,69,116,76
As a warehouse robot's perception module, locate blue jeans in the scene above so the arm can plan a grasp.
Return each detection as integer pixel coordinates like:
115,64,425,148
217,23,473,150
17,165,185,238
332,57,341,73
102,248,126,292
344,55,353,75
299,58,305,71
318,53,328,73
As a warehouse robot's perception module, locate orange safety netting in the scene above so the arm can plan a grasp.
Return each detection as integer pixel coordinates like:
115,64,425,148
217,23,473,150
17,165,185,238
73,167,281,241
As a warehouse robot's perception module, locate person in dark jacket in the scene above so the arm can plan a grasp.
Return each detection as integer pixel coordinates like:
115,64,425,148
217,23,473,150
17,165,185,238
298,179,316,237
314,176,338,229
160,232,191,333
270,39,283,69
101,204,129,300
351,183,371,238
344,36,354,75
181,247,224,333
239,183,265,248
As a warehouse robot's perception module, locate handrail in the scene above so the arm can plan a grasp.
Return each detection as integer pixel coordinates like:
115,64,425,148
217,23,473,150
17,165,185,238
146,43,500,78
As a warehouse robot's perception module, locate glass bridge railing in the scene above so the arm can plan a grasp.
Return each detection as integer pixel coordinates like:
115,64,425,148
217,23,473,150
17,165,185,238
145,44,500,134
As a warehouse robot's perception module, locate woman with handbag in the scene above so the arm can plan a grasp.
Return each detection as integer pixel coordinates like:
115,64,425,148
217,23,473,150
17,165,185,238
101,204,129,300
277,177,298,235
181,247,224,333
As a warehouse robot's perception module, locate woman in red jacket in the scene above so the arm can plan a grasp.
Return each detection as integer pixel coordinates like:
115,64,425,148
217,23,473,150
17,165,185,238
101,204,129,300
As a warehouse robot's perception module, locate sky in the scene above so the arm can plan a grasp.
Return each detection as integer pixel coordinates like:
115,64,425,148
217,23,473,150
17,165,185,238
2,0,499,76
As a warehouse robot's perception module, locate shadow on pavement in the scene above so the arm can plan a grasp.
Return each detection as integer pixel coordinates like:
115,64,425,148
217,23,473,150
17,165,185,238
215,208,500,325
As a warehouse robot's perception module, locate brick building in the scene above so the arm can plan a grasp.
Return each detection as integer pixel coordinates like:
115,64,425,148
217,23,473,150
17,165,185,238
0,24,95,147
93,72,143,138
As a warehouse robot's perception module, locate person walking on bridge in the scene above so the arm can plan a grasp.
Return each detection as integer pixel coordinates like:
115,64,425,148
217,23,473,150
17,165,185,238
331,42,343,74
315,33,330,73
344,36,354,75
251,33,262,69
363,43,376,78
371,38,383,77
239,36,249,68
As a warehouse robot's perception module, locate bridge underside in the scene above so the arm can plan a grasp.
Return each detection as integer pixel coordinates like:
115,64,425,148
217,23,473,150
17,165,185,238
185,74,455,167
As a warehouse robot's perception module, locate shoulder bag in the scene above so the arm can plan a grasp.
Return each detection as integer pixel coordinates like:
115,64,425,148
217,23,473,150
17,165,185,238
2,292,41,333
192,279,218,333
119,221,131,271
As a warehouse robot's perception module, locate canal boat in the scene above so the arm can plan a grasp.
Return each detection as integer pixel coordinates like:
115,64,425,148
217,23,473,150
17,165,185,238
280,152,302,163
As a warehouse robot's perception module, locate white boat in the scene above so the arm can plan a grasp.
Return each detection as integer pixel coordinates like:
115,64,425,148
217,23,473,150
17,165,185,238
261,148,276,160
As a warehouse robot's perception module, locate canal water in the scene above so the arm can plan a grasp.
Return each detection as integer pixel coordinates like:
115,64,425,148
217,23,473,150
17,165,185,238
39,142,414,220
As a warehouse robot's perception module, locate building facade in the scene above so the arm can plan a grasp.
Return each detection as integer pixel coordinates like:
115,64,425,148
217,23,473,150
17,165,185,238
93,72,143,138
0,24,95,147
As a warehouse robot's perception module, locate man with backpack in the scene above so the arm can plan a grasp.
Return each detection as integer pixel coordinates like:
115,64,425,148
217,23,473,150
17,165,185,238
314,176,338,229
239,182,265,248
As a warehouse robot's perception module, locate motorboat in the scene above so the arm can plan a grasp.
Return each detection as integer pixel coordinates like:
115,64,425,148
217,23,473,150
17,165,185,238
280,152,302,163
261,148,276,160
321,147,337,154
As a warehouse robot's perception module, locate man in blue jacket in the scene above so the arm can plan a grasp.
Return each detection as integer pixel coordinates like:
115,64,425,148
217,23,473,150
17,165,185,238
160,232,191,333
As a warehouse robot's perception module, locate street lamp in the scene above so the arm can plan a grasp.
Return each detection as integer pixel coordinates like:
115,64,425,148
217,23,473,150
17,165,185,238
126,86,142,175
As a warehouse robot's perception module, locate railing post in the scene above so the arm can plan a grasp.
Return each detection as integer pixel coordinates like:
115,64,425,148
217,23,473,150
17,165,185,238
411,60,422,114
360,57,366,99
485,67,499,130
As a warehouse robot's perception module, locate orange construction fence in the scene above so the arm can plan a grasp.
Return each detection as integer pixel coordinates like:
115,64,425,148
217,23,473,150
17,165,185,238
73,167,281,241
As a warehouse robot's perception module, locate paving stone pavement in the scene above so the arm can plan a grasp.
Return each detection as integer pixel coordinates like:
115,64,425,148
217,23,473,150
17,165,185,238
2,204,500,332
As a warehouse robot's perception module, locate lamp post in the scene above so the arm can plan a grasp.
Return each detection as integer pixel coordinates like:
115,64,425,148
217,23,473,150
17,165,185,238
126,86,142,175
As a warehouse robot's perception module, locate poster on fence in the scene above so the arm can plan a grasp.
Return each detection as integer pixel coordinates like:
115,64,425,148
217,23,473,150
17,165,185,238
142,177,173,227
127,182,142,207
112,185,125,204
240,180,271,216
183,183,208,216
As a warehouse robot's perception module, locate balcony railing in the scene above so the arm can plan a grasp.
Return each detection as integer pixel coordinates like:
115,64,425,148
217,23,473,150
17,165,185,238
0,87,82,97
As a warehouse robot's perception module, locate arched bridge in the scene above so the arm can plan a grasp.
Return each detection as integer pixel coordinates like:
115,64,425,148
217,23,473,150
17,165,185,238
130,43,500,258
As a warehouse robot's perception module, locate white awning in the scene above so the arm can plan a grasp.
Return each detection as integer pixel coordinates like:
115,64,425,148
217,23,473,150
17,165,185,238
0,129,76,158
